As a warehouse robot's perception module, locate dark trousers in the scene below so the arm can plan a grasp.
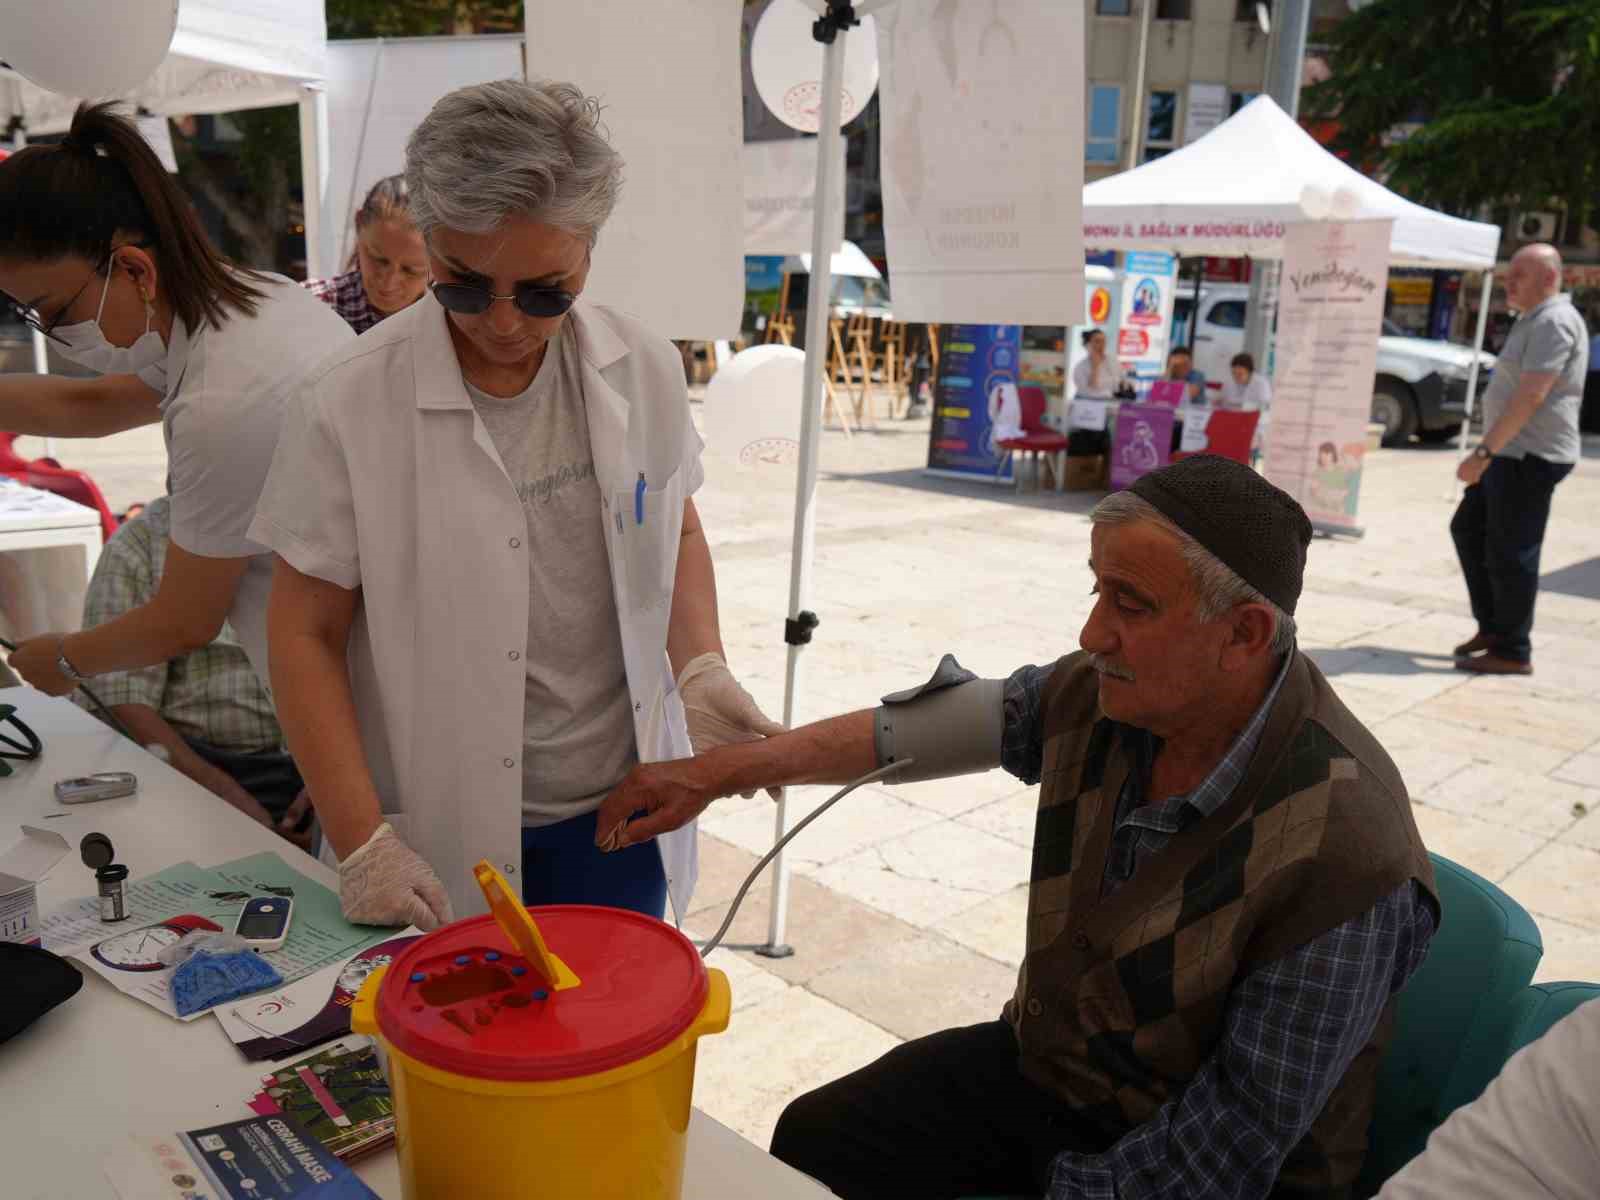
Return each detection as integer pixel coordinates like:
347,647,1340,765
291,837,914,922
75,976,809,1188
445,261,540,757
770,1020,1109,1200
1450,454,1573,662
519,808,667,918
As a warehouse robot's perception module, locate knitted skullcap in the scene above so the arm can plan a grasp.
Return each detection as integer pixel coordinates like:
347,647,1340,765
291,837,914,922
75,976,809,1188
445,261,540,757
1126,454,1312,615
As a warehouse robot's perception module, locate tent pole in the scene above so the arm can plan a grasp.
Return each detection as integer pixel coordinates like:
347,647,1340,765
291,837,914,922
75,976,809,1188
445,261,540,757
761,15,849,959
14,122,54,454
339,39,388,272
1125,0,1153,170
1450,270,1494,499
298,84,331,280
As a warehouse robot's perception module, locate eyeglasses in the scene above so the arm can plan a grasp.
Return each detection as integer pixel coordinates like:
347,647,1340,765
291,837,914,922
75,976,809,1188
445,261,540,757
7,252,109,347
430,280,576,319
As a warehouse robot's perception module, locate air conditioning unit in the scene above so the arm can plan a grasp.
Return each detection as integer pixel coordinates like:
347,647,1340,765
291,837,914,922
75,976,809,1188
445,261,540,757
1516,211,1560,241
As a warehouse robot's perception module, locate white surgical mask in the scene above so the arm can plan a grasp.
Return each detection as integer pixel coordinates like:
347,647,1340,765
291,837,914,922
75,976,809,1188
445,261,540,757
52,257,169,394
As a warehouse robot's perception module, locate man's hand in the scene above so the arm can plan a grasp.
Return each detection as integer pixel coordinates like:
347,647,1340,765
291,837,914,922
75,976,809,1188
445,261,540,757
338,822,455,930
595,758,720,852
677,652,785,798
8,634,78,696
277,788,315,853
1457,454,1490,486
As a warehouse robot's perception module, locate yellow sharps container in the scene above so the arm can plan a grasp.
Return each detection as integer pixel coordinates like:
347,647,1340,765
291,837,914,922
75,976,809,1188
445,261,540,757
352,863,730,1200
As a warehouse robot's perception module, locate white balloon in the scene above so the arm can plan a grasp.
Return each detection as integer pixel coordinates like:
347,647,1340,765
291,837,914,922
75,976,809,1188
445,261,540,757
0,0,178,100
704,344,807,471
751,0,879,133
1299,184,1332,221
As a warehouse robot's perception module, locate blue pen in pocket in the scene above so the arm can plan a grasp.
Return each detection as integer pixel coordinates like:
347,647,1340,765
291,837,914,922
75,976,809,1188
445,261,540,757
634,473,647,525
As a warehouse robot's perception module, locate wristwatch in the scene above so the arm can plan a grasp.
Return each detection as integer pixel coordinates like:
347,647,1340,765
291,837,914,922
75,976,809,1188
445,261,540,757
55,637,85,685
1472,444,1492,461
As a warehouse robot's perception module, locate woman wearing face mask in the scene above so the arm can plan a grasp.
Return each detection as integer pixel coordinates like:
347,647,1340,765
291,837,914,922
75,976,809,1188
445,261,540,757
0,102,352,698
304,175,428,333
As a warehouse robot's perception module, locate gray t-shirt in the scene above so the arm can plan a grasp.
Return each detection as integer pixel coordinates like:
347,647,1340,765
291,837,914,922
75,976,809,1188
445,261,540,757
463,333,637,826
1481,295,1588,464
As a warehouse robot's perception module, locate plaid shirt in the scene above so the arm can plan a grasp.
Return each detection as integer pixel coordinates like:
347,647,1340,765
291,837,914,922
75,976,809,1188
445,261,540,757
304,267,385,334
77,497,284,752
1001,656,1435,1200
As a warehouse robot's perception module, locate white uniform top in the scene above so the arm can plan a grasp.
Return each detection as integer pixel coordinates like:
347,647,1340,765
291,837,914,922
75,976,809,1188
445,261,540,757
1219,373,1272,411
248,294,705,921
1070,355,1124,400
159,275,354,688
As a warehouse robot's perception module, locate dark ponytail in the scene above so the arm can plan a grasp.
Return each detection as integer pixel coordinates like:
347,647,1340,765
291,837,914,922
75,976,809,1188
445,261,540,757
0,102,266,331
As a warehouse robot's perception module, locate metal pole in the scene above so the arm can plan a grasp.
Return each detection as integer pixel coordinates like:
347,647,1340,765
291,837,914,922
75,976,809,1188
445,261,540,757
762,19,848,959
1449,270,1494,498
1244,0,1310,373
1124,0,1154,172
297,84,331,279
12,123,55,454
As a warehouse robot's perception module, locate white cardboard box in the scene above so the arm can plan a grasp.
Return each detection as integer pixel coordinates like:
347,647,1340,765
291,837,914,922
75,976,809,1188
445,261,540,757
0,825,70,946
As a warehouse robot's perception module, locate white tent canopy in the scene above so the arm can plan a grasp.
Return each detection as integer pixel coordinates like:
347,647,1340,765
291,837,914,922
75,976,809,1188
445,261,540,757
1,0,327,131
1081,96,1499,269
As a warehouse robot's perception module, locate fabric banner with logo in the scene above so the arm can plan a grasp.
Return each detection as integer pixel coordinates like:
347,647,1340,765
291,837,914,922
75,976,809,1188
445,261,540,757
926,324,1021,482
743,137,845,255
1263,219,1394,534
1116,251,1178,371
875,0,1084,325
1110,403,1175,490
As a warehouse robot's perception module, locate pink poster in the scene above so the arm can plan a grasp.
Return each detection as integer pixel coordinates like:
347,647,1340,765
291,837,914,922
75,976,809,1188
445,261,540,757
1110,403,1175,490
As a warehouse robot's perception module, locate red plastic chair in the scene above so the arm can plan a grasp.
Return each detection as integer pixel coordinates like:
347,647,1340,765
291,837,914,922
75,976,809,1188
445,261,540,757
0,433,120,541
996,384,1069,490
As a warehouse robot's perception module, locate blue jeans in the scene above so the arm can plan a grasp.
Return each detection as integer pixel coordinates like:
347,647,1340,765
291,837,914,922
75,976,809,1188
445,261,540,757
1450,454,1574,663
519,808,667,918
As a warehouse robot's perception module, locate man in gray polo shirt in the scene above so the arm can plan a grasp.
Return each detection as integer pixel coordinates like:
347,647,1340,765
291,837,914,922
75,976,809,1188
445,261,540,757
1450,243,1586,675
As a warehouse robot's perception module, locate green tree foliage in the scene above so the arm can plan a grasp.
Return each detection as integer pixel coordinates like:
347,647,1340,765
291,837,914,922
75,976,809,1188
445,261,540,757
1308,0,1600,228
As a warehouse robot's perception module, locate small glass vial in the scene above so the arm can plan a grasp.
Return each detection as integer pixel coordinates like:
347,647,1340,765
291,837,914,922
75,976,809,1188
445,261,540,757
96,863,130,922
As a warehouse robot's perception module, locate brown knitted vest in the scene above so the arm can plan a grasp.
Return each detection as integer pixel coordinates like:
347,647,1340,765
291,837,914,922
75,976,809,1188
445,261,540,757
1004,651,1437,1197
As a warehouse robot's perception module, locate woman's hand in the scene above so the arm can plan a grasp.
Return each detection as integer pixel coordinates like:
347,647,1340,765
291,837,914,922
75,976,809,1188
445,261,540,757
8,635,77,696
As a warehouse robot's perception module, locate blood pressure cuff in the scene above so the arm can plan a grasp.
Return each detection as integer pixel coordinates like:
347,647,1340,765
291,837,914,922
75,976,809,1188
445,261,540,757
0,942,83,1043
873,654,1004,785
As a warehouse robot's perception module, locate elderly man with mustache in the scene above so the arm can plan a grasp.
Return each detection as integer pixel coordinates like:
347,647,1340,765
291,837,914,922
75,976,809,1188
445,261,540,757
597,455,1439,1200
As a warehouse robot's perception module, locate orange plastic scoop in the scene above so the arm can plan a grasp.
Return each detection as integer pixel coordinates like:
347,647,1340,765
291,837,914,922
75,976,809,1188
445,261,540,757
472,859,581,991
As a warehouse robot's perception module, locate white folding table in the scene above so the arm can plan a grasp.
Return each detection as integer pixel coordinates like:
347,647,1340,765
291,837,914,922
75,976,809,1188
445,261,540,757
0,480,103,640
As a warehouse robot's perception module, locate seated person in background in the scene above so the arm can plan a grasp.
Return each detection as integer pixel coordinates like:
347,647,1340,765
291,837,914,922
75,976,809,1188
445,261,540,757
1221,351,1272,411
78,497,311,850
598,455,1439,1200
1379,995,1600,1199
1070,328,1126,400
304,174,427,334
1166,344,1208,404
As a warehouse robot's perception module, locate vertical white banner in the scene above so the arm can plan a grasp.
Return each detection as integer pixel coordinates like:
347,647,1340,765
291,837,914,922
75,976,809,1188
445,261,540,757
1264,219,1394,533
743,137,845,255
875,0,1085,325
525,0,743,340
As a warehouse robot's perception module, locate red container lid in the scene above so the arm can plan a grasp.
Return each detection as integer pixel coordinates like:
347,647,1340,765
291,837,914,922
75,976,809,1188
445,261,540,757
372,905,708,1083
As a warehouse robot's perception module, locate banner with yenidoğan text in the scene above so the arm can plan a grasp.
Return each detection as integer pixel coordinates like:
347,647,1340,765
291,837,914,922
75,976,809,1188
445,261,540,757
1263,219,1394,534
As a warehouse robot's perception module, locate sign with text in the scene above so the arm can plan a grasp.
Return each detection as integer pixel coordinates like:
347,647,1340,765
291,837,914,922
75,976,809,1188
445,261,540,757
926,324,1022,482
742,137,845,255
875,0,1084,324
1116,251,1177,367
1263,219,1394,533
1109,403,1175,490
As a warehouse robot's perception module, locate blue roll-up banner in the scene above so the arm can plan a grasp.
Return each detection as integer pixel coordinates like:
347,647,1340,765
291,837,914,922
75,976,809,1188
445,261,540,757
926,324,1022,483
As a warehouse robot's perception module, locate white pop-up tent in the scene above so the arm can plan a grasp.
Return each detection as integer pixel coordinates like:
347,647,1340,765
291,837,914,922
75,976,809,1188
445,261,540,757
1081,95,1501,463
1,0,333,274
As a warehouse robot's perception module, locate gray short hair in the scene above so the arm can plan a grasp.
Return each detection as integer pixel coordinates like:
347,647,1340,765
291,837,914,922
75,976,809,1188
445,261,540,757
1089,491,1298,656
404,79,624,246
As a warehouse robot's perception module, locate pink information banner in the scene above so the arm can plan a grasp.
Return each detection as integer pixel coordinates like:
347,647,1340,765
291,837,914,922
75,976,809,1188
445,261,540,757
1263,219,1394,533
1110,403,1176,490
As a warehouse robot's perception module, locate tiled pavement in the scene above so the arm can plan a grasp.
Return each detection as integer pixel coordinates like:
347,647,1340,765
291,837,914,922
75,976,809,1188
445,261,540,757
25,404,1600,1152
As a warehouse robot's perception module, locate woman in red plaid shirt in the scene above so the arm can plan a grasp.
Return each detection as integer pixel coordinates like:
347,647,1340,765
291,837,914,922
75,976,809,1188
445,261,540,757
305,175,428,333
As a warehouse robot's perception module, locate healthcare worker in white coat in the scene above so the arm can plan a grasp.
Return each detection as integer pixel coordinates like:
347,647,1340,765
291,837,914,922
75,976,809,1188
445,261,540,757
250,80,780,930
0,104,352,757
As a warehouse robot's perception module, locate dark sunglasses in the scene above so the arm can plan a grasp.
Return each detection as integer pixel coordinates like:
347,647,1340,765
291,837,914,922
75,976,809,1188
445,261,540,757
430,280,576,319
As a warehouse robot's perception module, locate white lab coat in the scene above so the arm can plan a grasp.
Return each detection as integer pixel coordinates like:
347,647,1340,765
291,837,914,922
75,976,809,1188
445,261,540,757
249,294,701,921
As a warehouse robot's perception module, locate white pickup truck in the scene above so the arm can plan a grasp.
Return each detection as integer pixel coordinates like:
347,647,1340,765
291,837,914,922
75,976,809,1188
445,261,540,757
1174,282,1494,446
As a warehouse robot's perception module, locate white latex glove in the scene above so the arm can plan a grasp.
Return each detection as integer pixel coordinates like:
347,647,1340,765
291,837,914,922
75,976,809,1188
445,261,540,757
339,822,455,931
677,652,786,798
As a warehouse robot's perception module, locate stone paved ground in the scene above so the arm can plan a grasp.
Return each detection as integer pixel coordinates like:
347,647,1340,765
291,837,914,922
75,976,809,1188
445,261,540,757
21,399,1600,1152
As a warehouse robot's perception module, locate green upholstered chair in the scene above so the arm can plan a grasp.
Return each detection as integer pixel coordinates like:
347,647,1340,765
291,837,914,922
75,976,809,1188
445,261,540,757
1507,980,1600,1055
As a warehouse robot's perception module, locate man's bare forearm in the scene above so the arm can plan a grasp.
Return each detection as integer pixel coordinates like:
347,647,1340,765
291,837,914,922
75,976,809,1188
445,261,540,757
696,709,878,799
111,704,265,819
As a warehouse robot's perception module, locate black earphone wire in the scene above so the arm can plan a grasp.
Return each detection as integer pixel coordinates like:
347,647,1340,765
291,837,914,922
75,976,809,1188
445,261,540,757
0,636,140,744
